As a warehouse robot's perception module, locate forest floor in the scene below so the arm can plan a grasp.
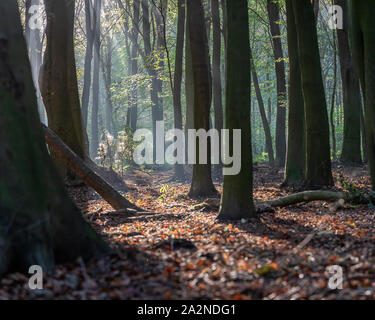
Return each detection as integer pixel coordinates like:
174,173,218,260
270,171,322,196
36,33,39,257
1,164,375,300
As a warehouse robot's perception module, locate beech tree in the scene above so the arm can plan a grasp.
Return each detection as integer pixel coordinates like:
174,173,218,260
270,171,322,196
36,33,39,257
350,0,375,188
336,0,361,164
0,0,108,276
218,0,256,220
292,0,333,188
283,0,305,186
172,0,186,181
187,0,217,198
266,0,287,168
40,0,86,182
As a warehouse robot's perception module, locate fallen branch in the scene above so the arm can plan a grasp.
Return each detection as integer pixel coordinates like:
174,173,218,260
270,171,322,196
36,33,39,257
263,190,348,207
259,189,375,209
43,124,140,211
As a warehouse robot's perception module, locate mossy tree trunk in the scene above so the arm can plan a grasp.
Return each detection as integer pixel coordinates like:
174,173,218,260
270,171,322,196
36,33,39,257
40,0,86,182
350,0,375,189
0,0,108,277
187,0,217,198
218,0,256,220
292,0,333,188
283,0,305,186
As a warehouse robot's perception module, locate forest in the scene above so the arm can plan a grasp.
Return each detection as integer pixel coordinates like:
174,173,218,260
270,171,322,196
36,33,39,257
0,0,375,302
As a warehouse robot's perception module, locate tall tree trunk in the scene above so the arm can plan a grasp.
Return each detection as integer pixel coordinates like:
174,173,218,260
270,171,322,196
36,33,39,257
187,0,217,198
218,0,256,220
185,9,194,163
250,49,275,167
82,0,95,128
330,36,337,160
129,0,140,132
350,0,375,189
283,0,305,186
211,0,224,176
101,35,114,135
267,0,287,168
0,0,108,276
292,0,333,188
172,0,186,181
40,0,86,183
141,0,163,162
91,0,101,159
335,0,362,165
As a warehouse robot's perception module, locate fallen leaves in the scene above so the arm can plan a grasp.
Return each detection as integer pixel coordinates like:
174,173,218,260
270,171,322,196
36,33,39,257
1,165,375,300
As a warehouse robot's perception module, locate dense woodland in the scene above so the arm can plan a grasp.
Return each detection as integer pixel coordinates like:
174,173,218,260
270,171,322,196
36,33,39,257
1,0,375,300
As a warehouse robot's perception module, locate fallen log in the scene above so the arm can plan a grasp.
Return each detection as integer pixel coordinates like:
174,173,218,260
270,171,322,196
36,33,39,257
43,124,139,211
263,190,347,207
260,190,375,208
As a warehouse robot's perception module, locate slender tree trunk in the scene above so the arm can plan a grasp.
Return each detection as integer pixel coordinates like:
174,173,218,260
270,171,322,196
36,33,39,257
360,101,368,162
292,0,333,188
250,49,274,167
218,0,256,220
130,0,139,132
267,0,287,168
211,0,224,176
40,0,86,182
330,34,338,160
0,0,108,276
185,10,194,163
82,0,95,128
283,0,305,186
91,0,101,159
350,0,375,189
102,35,114,135
172,0,186,180
187,0,217,198
141,0,163,162
335,0,362,164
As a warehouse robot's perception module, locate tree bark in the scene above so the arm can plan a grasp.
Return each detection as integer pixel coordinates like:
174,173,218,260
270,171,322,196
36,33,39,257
211,0,224,176
292,0,333,188
82,0,95,128
218,0,256,220
91,0,101,159
172,0,186,181
250,49,275,167
350,0,375,189
335,0,362,165
0,0,108,276
43,125,139,211
40,0,86,183
187,0,217,198
267,0,287,168
283,0,305,186
330,34,338,160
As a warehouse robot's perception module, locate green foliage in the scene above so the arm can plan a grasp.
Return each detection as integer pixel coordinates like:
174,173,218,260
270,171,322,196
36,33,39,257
158,184,176,202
